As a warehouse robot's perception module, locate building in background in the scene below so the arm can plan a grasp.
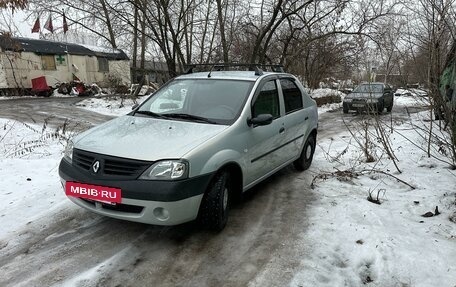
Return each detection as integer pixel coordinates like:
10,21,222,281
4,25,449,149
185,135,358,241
131,60,170,86
0,36,130,95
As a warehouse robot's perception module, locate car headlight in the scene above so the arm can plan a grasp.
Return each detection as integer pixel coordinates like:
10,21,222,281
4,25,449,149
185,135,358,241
139,160,188,180
64,140,74,162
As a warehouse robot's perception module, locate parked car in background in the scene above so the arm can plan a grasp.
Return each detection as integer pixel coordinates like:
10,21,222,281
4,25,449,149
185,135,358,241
343,82,394,114
59,64,318,231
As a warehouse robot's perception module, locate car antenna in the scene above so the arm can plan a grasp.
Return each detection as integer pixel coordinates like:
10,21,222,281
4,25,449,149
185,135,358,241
254,65,264,76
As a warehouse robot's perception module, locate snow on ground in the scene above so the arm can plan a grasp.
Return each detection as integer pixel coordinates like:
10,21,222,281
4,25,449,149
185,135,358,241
75,95,147,116
0,119,71,244
395,93,430,107
291,111,456,286
0,95,454,286
311,88,346,99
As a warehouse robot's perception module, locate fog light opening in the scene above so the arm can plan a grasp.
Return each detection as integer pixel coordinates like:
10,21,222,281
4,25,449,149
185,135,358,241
153,207,170,221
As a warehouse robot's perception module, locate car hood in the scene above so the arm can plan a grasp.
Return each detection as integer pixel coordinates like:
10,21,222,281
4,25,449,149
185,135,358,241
73,115,228,161
346,92,383,99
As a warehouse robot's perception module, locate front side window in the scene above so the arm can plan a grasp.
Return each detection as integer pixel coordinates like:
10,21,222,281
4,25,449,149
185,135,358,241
280,79,303,114
41,55,56,70
138,79,254,125
252,80,280,119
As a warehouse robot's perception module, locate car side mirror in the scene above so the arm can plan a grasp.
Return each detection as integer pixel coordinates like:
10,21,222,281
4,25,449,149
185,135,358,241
131,103,139,110
248,114,273,127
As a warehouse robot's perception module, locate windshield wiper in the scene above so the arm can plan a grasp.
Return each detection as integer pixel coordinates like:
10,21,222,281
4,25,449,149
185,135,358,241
134,110,168,119
164,113,217,124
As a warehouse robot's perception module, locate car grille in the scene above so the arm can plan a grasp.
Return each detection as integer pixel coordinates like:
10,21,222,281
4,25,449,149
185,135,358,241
73,149,151,179
352,99,366,104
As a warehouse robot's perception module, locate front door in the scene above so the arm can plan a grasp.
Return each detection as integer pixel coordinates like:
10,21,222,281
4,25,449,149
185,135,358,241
244,79,286,186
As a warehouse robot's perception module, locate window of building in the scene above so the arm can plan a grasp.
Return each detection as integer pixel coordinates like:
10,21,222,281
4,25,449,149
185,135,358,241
253,80,280,119
98,58,109,72
280,79,303,114
41,55,56,70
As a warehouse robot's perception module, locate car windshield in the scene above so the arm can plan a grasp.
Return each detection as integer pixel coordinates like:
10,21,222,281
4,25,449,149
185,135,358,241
353,84,383,93
136,79,254,125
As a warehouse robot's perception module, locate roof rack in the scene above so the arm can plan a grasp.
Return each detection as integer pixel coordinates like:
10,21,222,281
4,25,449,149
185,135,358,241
184,63,285,76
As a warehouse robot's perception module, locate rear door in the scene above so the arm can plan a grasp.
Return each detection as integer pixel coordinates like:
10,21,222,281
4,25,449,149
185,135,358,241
278,78,310,162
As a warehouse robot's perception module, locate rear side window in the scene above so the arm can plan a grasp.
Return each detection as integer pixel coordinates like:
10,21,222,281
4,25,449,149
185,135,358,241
253,80,280,119
280,79,303,114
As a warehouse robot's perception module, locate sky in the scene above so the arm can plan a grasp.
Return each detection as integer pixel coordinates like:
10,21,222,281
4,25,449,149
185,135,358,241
0,9,36,38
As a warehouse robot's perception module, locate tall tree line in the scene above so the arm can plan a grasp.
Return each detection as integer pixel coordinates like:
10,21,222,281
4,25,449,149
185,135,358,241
3,0,456,91
17,0,400,86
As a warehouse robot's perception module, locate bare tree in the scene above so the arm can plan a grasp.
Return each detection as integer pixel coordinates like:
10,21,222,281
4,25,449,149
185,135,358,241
28,0,123,48
0,0,27,10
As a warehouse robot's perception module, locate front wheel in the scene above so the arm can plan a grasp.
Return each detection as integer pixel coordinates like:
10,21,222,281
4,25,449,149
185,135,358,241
198,171,231,231
377,101,384,114
343,103,349,114
294,135,316,171
386,103,393,112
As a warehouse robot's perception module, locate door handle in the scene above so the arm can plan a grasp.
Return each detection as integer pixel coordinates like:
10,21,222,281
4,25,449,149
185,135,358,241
279,127,285,134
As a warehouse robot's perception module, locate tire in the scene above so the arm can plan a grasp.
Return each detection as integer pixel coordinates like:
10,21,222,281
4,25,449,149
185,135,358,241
199,171,231,231
343,103,349,114
377,101,384,114
294,135,316,171
435,109,444,120
387,103,393,112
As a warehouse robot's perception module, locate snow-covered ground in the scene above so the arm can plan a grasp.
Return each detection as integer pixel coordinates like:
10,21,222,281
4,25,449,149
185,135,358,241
75,95,148,116
0,95,454,286
0,119,71,241
291,111,455,286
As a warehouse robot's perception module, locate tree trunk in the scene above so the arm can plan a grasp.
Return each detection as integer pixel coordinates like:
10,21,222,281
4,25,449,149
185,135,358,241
216,0,229,63
140,3,146,84
132,1,139,84
100,0,117,48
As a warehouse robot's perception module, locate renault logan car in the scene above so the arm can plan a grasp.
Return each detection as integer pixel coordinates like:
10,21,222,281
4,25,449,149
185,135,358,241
343,82,394,114
59,66,318,231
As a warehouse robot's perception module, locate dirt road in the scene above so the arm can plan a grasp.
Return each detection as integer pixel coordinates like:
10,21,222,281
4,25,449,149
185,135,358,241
0,97,424,286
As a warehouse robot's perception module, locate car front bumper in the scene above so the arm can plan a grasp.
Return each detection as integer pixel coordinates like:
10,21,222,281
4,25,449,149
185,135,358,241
59,158,213,225
344,100,380,111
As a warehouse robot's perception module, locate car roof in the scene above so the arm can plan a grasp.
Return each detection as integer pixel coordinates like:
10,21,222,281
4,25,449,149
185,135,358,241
176,71,290,82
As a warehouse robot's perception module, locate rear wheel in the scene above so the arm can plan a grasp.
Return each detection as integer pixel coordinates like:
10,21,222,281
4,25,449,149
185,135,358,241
199,171,231,231
294,135,316,171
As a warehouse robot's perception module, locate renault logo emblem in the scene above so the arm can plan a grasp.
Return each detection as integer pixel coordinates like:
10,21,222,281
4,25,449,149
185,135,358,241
92,161,100,173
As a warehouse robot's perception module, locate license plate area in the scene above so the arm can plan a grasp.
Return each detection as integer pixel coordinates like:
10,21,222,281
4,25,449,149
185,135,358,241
352,103,365,107
65,181,122,204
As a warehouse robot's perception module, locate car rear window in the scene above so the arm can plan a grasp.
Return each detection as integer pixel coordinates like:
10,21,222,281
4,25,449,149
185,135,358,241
353,84,383,93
